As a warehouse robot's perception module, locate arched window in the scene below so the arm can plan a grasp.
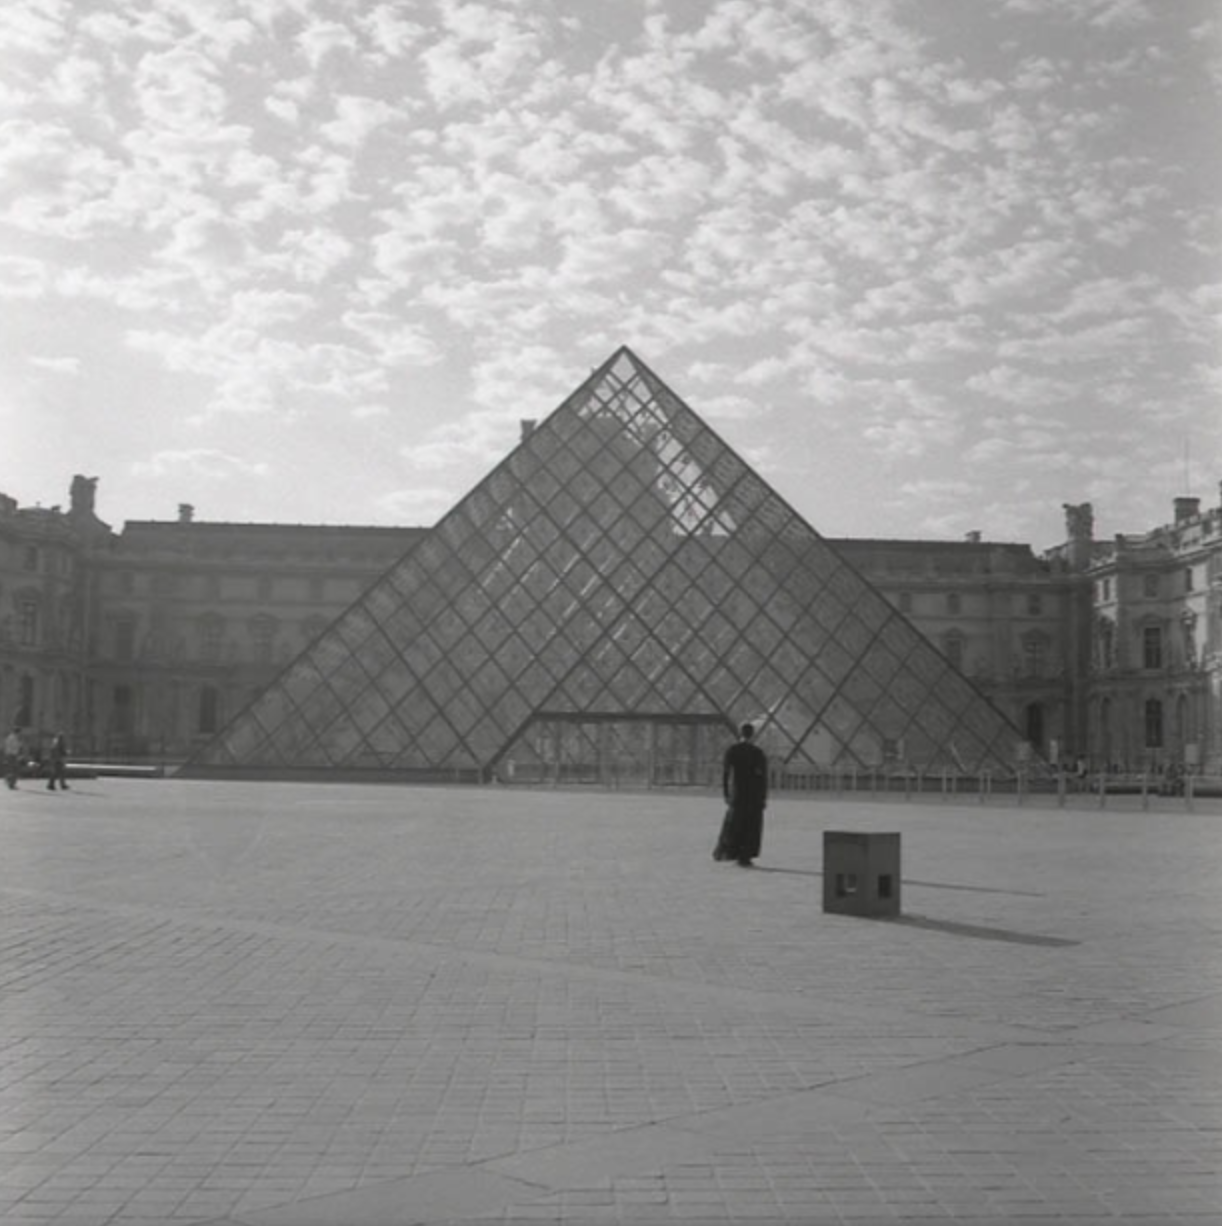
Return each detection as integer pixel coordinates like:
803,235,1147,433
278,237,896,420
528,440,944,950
1144,698,1163,749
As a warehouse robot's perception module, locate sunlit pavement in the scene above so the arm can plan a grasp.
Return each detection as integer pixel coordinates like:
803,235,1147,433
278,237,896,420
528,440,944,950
1,779,1220,1225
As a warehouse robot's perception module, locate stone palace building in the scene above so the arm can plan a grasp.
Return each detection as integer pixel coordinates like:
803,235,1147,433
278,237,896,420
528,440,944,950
2,457,1220,778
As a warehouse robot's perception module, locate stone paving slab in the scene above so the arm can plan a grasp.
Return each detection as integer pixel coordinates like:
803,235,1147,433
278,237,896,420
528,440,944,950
0,780,1220,1224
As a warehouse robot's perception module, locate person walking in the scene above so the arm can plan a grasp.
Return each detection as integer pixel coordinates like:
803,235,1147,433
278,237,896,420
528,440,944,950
713,721,768,867
46,731,69,791
4,725,23,790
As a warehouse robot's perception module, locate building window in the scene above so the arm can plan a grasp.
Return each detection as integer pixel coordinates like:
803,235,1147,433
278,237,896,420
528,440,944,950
199,615,225,662
946,592,961,615
198,687,220,734
250,615,277,663
1026,592,1043,616
257,575,273,601
118,571,135,594
18,599,38,646
1022,632,1049,678
17,674,34,726
151,571,177,597
23,546,38,572
1143,573,1159,598
943,631,965,671
1096,618,1115,670
114,617,136,661
1144,698,1163,749
1185,567,1194,593
897,592,913,614
1142,625,1163,670
112,685,134,736
309,576,326,601
1180,610,1197,668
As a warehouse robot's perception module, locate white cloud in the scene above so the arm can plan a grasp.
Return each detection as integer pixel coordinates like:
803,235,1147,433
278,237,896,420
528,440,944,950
897,478,977,501
359,6,426,60
297,20,357,69
965,365,1076,407
377,487,454,524
320,94,402,148
265,227,354,283
28,355,79,374
0,256,48,298
0,0,70,55
998,317,1150,365
132,449,270,479
340,310,441,366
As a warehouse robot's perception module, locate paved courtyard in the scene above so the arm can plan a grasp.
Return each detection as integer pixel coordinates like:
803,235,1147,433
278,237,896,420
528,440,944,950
1,779,1220,1225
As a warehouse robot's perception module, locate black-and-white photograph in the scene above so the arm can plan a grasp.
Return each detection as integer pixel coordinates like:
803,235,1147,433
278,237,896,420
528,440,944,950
2,2,1220,1223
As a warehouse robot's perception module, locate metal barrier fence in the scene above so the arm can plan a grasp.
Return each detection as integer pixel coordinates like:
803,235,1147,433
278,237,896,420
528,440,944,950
769,766,1218,811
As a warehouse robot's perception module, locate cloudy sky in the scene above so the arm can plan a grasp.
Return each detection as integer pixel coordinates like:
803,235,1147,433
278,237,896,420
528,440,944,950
3,0,1220,548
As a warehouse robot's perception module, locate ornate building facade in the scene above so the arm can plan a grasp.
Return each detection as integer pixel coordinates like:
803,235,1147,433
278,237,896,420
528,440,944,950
2,471,1219,776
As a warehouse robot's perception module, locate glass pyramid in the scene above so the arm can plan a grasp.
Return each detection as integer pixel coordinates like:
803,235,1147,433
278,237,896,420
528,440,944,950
182,347,1022,783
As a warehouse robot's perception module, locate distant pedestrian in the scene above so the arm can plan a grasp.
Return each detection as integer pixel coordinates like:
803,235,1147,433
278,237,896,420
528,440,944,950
4,725,23,790
46,731,69,791
713,722,768,867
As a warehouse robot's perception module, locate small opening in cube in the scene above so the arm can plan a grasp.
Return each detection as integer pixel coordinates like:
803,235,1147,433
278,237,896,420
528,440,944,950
878,874,893,900
836,873,858,897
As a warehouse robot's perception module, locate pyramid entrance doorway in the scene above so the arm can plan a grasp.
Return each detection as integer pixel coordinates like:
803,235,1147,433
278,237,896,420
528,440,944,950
502,713,731,788
180,346,1022,783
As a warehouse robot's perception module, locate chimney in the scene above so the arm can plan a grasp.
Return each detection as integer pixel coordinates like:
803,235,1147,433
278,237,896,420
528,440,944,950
520,419,537,441
178,503,194,523
964,530,981,543
1174,496,1200,524
1063,502,1094,572
69,475,98,516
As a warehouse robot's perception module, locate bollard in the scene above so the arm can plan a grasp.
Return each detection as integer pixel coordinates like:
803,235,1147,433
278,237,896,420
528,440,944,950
1097,772,1106,808
1141,772,1149,811
1057,770,1066,808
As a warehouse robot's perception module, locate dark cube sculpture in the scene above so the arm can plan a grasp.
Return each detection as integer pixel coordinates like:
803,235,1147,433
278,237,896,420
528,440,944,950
823,831,901,918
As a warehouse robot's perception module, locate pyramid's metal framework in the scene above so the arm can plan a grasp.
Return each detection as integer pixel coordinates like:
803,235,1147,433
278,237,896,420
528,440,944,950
182,348,1022,782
